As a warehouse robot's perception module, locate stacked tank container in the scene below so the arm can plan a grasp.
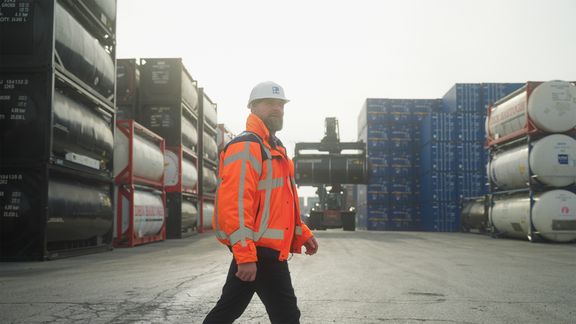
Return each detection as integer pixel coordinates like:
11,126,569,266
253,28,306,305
485,81,576,242
198,91,218,232
357,99,439,230
0,0,117,260
137,58,200,239
113,120,167,247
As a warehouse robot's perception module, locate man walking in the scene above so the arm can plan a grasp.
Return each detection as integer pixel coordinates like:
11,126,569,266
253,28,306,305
204,81,318,324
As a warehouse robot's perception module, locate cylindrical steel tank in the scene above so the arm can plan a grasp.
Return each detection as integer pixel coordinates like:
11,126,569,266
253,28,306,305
47,178,113,243
203,167,218,193
203,96,218,127
182,116,198,151
55,4,115,98
203,133,218,161
202,201,214,229
294,155,367,185
164,150,198,189
84,0,116,24
181,200,198,231
487,81,576,140
461,197,488,232
52,91,114,165
120,190,165,237
114,125,165,182
489,134,576,189
490,190,576,242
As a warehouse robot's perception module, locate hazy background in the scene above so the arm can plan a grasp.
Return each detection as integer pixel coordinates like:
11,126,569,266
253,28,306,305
116,0,576,196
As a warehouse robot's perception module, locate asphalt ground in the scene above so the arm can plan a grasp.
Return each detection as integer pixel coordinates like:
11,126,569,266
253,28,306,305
1,230,575,324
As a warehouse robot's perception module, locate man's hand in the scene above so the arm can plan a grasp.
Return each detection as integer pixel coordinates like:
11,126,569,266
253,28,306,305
236,262,257,282
304,236,319,255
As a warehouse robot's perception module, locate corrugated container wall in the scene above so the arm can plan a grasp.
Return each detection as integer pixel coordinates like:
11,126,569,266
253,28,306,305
356,83,524,233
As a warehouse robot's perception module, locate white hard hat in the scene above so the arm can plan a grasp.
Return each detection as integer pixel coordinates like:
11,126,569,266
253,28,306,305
247,81,290,107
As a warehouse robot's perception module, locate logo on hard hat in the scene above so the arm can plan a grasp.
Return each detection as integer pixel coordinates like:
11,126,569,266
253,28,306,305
561,206,570,214
272,86,280,94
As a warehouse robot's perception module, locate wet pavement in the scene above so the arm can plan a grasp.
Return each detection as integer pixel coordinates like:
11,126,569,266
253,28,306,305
1,230,575,323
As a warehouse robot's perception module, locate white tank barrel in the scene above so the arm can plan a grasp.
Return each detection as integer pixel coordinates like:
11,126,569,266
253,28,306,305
202,201,215,229
203,167,218,193
164,150,198,189
490,190,576,242
121,190,165,237
203,133,218,161
487,81,576,140
203,96,218,127
114,125,165,182
182,158,199,189
181,201,198,231
182,117,198,151
489,134,576,189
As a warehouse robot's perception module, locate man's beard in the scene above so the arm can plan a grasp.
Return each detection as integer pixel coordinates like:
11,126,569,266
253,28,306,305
264,116,283,132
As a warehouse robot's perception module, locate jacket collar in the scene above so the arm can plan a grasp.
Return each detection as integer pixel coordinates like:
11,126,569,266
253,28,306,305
246,113,285,150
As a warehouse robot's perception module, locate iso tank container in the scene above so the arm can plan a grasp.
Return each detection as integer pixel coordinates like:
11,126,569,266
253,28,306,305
166,193,198,239
0,73,114,175
202,93,218,129
490,190,576,242
116,59,140,120
0,168,113,260
203,166,218,194
0,1,117,101
114,186,165,247
486,81,576,146
54,3,115,98
203,132,218,161
201,201,215,230
461,196,489,233
138,58,199,148
294,155,367,186
489,134,576,190
164,146,198,193
114,120,165,187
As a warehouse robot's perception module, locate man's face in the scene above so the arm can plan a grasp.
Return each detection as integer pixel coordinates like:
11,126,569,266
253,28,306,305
251,99,285,132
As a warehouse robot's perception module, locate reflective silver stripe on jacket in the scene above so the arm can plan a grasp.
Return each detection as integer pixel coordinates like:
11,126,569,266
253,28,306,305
215,141,260,245
215,138,286,246
295,226,303,236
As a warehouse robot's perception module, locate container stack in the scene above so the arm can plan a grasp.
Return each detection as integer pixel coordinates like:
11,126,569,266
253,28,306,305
419,112,459,231
0,0,117,260
485,81,576,242
198,90,218,232
113,120,166,247
357,99,439,230
138,58,200,238
417,83,525,232
355,83,525,232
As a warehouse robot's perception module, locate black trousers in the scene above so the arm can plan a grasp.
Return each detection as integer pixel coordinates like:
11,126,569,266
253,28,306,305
203,258,300,324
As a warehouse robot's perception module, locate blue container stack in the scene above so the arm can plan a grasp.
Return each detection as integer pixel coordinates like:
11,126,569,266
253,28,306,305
419,112,460,231
356,83,524,232
358,99,439,231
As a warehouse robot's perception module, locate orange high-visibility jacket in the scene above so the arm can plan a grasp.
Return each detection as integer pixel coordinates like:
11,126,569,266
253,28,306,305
212,113,313,264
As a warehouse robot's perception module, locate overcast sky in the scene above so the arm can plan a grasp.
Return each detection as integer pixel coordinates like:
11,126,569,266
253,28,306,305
116,0,576,196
